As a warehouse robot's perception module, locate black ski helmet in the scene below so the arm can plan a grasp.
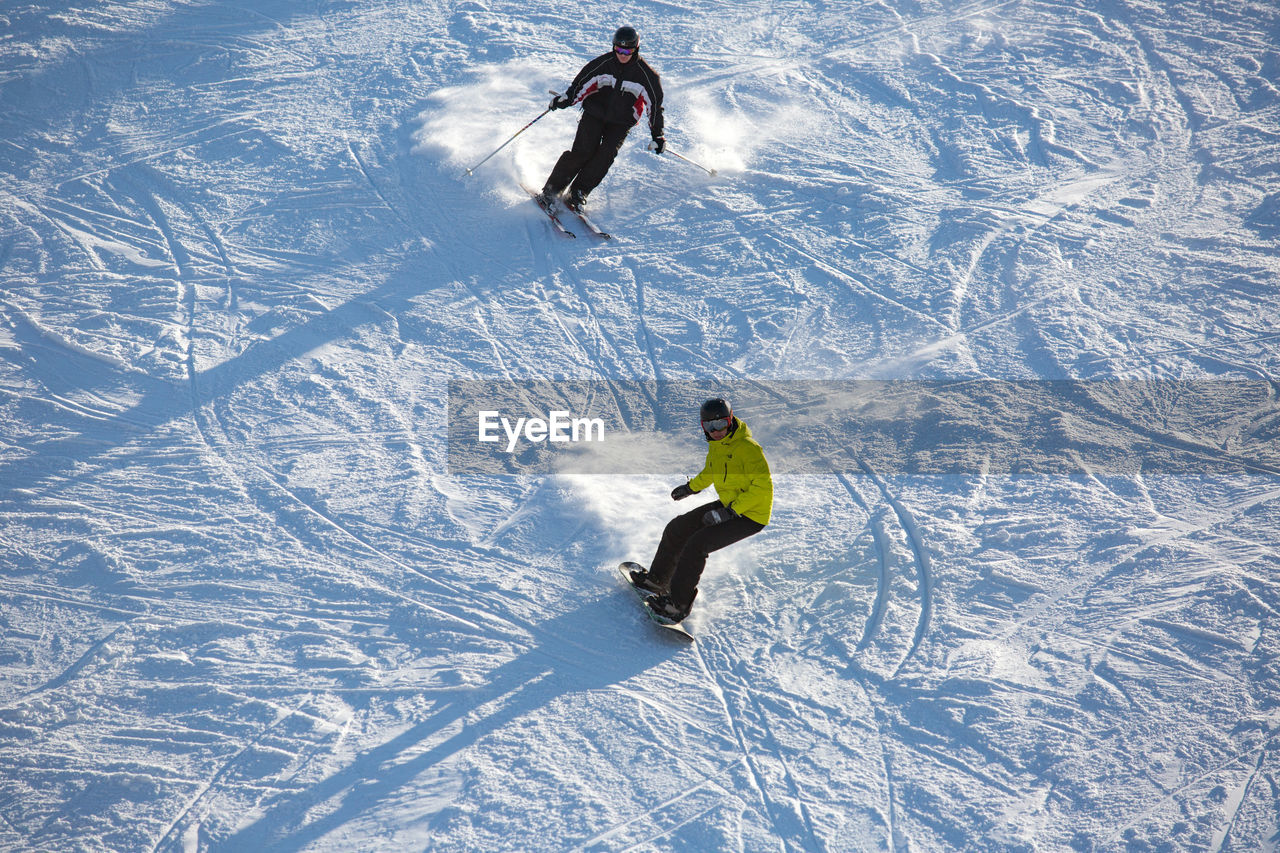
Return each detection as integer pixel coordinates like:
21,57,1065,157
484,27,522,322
613,26,639,50
699,397,735,440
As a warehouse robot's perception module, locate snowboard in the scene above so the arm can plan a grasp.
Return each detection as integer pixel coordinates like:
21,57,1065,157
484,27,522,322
617,561,694,640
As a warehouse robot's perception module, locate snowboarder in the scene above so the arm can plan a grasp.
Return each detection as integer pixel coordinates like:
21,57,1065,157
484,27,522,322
630,398,773,623
537,26,665,212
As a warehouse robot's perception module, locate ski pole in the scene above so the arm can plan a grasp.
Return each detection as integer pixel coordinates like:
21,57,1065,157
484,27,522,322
651,141,718,177
464,92,561,176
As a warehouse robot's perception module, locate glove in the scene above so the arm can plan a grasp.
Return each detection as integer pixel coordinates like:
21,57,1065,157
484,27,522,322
651,136,666,155
671,482,695,501
549,94,572,111
703,505,738,526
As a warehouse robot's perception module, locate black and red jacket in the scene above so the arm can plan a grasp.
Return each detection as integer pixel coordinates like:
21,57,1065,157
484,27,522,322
563,51,664,138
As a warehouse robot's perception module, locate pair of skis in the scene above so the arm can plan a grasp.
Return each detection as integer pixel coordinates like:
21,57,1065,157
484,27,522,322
524,186,611,240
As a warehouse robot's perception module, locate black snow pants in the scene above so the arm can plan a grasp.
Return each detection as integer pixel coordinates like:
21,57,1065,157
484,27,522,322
648,501,765,610
544,113,631,198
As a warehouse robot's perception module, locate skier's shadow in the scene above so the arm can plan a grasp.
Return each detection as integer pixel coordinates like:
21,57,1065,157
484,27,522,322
214,596,687,852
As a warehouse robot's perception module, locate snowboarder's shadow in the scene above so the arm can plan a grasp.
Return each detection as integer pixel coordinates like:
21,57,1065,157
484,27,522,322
215,595,685,851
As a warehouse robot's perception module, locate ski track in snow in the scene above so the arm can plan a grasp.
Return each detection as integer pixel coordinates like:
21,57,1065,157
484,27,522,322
3,0,1280,850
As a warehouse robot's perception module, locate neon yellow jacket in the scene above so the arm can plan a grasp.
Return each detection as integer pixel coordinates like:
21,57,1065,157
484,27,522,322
689,419,773,525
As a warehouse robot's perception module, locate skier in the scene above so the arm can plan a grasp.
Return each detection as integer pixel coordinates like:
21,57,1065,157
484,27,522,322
537,26,665,212
630,398,773,623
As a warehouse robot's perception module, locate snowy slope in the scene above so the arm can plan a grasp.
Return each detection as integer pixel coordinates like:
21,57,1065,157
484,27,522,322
3,0,1279,850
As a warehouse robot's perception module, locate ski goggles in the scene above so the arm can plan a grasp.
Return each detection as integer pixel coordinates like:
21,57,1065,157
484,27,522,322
613,45,636,56
702,417,732,433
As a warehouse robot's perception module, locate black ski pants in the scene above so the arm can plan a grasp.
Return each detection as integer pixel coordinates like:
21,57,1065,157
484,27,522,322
545,113,631,198
648,501,765,610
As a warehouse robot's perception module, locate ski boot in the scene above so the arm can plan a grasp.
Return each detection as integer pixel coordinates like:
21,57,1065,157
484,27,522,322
535,184,560,208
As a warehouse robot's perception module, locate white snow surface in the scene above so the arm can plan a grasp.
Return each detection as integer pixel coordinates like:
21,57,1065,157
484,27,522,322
3,1,1280,851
